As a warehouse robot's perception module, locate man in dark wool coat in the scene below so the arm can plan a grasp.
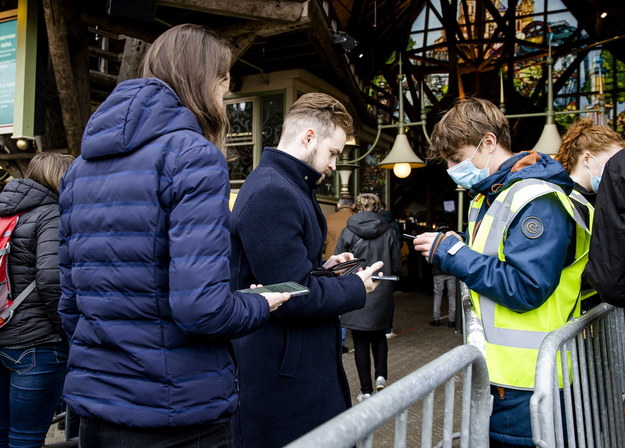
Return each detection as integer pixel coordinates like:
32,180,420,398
230,93,384,448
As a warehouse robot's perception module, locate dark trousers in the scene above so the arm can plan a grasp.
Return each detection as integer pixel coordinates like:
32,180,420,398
351,329,388,394
79,417,233,448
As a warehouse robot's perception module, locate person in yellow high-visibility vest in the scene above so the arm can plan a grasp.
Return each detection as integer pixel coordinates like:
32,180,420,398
412,98,590,448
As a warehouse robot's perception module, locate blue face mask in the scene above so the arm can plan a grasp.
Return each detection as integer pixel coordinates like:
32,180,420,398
585,154,604,193
446,138,491,189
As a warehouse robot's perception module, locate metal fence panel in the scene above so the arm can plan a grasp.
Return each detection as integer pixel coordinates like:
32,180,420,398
531,304,625,448
285,344,490,448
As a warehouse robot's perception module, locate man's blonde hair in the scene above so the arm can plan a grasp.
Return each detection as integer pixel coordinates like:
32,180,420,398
279,93,354,145
429,97,511,160
27,153,75,194
354,193,381,213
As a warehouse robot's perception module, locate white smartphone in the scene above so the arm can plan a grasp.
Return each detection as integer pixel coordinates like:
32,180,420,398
371,275,400,281
237,281,310,297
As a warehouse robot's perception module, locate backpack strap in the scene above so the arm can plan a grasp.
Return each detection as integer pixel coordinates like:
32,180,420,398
9,280,36,310
0,280,36,325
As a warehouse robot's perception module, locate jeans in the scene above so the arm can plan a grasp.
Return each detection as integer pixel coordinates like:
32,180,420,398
79,418,233,448
351,329,388,394
0,343,68,448
432,275,456,321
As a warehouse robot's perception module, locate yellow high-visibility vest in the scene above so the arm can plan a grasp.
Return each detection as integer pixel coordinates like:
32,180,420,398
467,179,591,390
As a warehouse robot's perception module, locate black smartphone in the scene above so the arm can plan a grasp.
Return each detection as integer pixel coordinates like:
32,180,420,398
402,234,416,240
371,275,400,281
237,281,310,297
330,258,367,276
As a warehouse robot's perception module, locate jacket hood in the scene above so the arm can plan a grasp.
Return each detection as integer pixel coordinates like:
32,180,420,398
346,211,389,239
0,178,58,216
81,78,203,160
471,151,574,201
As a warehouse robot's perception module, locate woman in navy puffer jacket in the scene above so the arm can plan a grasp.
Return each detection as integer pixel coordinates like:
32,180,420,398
58,24,288,448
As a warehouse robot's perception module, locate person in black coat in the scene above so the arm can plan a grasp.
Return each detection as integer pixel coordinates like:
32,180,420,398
230,93,384,448
587,148,625,306
0,153,73,448
336,193,401,401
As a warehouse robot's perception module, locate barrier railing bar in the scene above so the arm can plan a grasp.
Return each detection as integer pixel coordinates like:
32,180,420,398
576,333,593,448
459,364,472,448
593,321,610,447
422,391,434,448
553,356,565,448
394,410,407,448
599,320,617,446
442,377,455,448
570,334,587,448
585,325,602,448
560,342,575,447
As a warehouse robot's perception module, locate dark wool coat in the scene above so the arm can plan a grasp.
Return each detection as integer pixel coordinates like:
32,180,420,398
58,78,269,428
230,148,367,448
0,178,64,347
337,211,401,331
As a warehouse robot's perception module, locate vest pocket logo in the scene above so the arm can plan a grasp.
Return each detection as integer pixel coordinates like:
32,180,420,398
521,217,544,239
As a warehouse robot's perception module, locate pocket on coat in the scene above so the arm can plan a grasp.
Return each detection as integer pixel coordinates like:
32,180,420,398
279,328,302,378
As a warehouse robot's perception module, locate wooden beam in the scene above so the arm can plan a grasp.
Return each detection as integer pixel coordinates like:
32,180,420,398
118,38,149,82
42,0,87,157
89,46,123,62
90,70,117,90
81,11,164,43
230,33,257,63
218,17,311,38
156,0,308,23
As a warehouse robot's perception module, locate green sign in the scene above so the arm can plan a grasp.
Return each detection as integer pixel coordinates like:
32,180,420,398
0,18,16,132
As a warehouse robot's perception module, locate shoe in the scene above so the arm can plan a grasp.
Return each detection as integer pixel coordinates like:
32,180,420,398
375,376,387,391
341,345,349,354
385,331,396,339
357,393,371,402
448,321,456,328
430,320,440,327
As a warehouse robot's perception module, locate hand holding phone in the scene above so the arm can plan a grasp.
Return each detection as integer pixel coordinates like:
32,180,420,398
238,282,310,297
356,261,384,293
371,275,399,281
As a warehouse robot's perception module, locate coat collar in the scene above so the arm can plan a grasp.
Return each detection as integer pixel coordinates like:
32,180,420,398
261,147,323,191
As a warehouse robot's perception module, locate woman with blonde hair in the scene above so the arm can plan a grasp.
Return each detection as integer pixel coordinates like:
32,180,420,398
0,152,74,448
58,24,288,448
555,118,625,222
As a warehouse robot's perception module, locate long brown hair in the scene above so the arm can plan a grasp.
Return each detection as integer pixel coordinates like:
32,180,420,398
555,118,625,173
27,153,75,194
140,24,231,151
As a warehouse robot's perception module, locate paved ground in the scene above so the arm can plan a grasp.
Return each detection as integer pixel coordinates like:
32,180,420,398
342,290,464,447
46,288,464,447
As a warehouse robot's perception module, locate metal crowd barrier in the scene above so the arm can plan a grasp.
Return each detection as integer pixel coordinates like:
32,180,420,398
285,344,490,448
531,303,625,448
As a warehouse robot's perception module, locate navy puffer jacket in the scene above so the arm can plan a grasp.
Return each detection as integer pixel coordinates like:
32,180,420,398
0,178,64,347
58,78,269,428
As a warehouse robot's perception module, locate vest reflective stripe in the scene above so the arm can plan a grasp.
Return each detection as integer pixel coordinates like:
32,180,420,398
467,179,591,389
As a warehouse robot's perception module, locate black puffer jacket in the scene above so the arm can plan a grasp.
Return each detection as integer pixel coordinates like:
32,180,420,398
336,211,401,331
0,178,64,347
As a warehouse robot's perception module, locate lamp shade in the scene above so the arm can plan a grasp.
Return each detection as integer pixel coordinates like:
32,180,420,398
531,123,561,155
378,134,426,169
